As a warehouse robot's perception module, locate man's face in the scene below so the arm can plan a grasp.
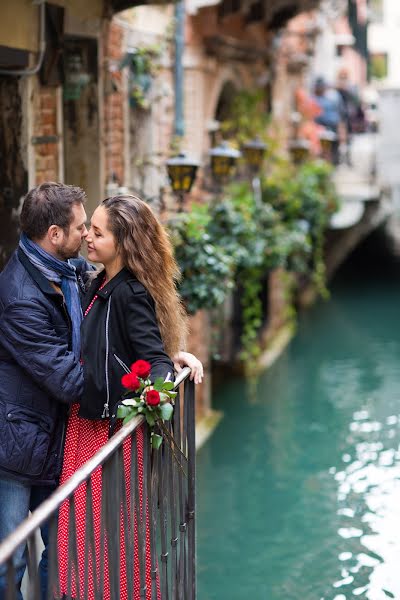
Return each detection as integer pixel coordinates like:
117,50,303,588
57,203,88,259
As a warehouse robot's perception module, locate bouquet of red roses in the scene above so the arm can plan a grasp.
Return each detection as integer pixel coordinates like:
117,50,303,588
116,359,178,450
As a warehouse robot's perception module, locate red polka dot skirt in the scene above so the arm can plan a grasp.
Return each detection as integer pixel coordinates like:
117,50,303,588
57,287,160,599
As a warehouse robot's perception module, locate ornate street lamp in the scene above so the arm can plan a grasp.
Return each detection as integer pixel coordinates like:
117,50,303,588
209,141,241,184
288,138,310,164
166,152,200,210
242,137,267,206
242,137,267,173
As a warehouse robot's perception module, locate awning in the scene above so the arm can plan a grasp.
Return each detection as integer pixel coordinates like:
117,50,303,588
108,0,172,11
109,0,321,23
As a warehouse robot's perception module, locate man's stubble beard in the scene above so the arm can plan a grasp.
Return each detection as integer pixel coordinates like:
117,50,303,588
57,244,82,261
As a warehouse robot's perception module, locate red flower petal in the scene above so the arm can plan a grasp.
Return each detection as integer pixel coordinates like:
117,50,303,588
130,360,151,379
121,373,140,391
146,390,160,406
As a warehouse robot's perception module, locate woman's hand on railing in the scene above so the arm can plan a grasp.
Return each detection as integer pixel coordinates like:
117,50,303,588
173,351,204,385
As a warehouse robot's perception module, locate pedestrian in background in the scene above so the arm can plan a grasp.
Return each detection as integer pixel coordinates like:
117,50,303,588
336,67,366,165
312,76,346,165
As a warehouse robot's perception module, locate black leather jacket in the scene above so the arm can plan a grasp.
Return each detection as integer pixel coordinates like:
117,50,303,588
79,268,174,422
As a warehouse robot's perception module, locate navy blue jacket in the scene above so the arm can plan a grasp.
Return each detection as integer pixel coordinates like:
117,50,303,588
0,249,86,485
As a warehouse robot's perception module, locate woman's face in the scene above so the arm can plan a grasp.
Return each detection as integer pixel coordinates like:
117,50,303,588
86,205,119,266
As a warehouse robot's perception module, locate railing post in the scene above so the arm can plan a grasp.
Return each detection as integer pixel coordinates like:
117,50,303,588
186,379,196,600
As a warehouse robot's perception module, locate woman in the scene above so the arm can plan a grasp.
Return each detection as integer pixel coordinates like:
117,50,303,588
57,195,202,599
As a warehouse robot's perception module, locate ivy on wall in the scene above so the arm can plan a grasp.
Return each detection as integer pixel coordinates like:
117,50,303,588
168,159,338,363
120,44,162,110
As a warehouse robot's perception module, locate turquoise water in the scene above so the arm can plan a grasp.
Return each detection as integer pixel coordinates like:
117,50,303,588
197,253,400,600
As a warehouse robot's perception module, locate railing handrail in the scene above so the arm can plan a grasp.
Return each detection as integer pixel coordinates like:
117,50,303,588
0,366,192,566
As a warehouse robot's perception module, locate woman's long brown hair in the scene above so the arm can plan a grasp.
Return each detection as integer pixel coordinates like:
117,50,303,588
102,195,187,356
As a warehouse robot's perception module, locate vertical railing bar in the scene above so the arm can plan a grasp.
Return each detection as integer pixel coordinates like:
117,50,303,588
83,481,91,600
114,450,122,600
186,380,196,600
104,451,121,600
100,467,107,600
169,401,179,599
182,386,189,599
130,431,137,596
67,494,81,600
174,389,186,600
140,425,149,598
26,533,40,600
120,442,134,600
48,513,60,600
147,449,159,600
84,478,100,599
5,557,16,600
135,428,146,598
158,446,169,600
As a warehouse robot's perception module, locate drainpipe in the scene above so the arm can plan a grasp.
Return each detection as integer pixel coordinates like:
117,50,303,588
174,0,185,138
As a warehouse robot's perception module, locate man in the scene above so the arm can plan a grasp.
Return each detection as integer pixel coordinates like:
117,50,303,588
312,76,345,165
0,182,89,600
336,67,366,165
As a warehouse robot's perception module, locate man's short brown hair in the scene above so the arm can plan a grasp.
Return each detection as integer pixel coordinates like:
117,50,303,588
20,182,86,240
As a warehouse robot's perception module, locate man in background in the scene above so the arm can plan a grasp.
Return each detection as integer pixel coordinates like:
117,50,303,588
312,76,345,165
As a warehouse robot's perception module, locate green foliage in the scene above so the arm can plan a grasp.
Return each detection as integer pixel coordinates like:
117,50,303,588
168,205,235,315
120,45,162,110
168,158,338,365
220,90,270,144
262,159,339,296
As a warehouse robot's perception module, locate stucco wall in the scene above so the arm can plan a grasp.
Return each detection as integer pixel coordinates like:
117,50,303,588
0,0,103,52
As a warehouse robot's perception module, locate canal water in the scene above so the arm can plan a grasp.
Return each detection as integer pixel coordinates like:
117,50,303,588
197,239,400,600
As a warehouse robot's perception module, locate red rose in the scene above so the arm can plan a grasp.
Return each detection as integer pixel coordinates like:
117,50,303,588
121,373,140,391
131,360,151,379
146,390,160,406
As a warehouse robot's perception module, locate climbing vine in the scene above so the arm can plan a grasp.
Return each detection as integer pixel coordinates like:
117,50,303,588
120,44,162,110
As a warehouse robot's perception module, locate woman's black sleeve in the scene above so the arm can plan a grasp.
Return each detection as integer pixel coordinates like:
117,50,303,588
124,282,174,381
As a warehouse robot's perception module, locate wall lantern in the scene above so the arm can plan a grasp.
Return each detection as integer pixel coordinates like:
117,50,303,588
209,141,241,182
64,51,91,101
288,138,310,164
166,152,200,210
242,137,267,172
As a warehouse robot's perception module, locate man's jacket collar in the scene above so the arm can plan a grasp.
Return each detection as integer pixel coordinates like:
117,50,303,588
18,248,61,298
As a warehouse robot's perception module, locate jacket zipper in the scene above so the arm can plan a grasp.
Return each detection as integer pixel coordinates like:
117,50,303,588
102,296,112,419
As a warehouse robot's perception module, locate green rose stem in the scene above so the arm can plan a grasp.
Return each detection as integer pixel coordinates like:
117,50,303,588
155,418,187,474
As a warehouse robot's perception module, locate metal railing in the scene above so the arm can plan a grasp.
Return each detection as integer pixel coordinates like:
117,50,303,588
0,368,196,600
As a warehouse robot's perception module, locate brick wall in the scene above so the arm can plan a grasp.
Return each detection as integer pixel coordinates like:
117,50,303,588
104,21,126,186
34,88,59,184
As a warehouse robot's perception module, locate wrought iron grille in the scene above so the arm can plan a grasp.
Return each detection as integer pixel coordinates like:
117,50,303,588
0,367,196,600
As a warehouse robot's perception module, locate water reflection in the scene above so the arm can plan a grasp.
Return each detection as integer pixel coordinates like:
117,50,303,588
331,402,400,600
197,261,400,600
